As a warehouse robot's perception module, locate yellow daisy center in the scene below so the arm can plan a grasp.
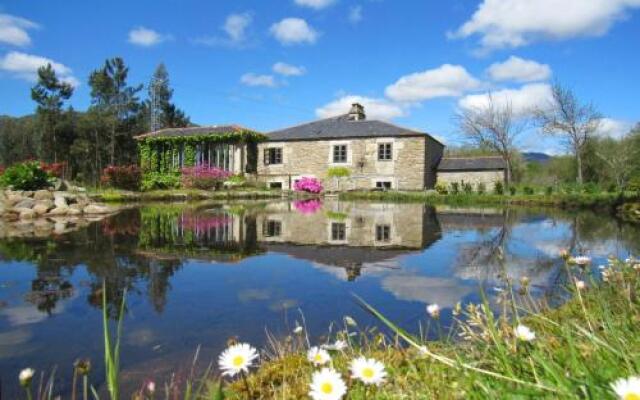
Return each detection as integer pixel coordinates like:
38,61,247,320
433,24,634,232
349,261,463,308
624,394,640,400
314,354,323,362
321,382,333,394
232,355,245,367
362,367,374,379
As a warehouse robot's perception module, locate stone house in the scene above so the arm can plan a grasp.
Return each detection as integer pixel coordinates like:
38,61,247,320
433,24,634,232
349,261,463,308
436,157,506,189
135,103,506,191
259,104,444,191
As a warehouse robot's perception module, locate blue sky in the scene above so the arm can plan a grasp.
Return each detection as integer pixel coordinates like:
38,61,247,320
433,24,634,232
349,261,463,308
1,0,639,153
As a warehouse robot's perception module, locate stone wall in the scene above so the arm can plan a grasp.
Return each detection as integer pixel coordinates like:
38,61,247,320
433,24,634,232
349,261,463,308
257,136,430,191
437,170,505,189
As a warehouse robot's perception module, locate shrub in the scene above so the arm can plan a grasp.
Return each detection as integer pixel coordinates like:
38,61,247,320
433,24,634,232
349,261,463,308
476,182,486,195
435,182,448,195
462,182,473,194
628,177,640,193
509,186,517,195
450,182,460,195
0,160,52,190
327,167,351,179
607,183,618,193
141,172,181,191
101,165,141,191
523,186,535,195
582,182,600,194
293,177,323,194
40,161,66,178
181,166,232,190
546,186,554,196
493,181,504,195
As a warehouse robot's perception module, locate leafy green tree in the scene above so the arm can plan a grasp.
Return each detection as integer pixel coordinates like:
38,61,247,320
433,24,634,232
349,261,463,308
88,57,144,166
147,63,190,131
31,64,74,163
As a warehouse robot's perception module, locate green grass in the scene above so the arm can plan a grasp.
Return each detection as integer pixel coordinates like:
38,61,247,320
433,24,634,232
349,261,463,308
218,257,640,399
339,190,638,210
89,188,282,203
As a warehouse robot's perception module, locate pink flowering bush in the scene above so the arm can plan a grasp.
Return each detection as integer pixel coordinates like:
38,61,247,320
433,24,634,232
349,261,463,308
181,165,232,189
179,213,231,233
293,177,323,194
294,199,323,214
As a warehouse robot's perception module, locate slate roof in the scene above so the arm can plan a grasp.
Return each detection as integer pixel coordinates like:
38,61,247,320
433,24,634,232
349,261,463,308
437,157,506,171
266,115,443,144
135,125,255,140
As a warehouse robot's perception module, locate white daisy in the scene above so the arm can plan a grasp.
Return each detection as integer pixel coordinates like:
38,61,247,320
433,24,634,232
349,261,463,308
575,280,586,290
218,343,259,377
426,303,440,319
307,346,331,366
146,381,156,393
293,325,304,334
309,368,347,400
610,376,640,400
514,324,536,342
19,368,35,387
569,256,591,265
350,356,387,386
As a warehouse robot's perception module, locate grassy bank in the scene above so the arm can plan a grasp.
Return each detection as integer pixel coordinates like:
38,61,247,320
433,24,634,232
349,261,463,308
340,190,639,210
88,188,284,203
215,257,640,399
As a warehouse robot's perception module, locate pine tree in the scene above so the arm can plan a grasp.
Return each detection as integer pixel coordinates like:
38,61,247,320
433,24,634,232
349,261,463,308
31,64,74,163
148,63,190,131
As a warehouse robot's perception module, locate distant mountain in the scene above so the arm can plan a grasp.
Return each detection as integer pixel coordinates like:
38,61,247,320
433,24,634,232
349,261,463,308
522,152,551,163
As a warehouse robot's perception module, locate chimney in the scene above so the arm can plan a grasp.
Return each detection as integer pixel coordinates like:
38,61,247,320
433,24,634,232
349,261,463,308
348,103,366,121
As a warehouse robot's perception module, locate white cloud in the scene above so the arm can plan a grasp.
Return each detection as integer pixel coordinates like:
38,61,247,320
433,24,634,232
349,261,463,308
349,5,363,24
458,83,553,116
240,73,277,87
224,13,252,43
273,62,306,76
270,18,319,45
450,0,640,52
128,27,171,47
385,64,480,103
294,0,337,9
316,95,406,121
0,13,39,47
0,51,79,87
597,118,633,139
487,56,552,83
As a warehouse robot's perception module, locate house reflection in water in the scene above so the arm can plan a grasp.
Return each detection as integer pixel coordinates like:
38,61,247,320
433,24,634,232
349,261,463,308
256,201,442,280
134,201,443,281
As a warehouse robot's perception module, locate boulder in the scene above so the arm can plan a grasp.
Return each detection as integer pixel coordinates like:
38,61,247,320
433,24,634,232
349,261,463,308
33,190,53,200
6,194,25,206
67,208,82,216
19,209,36,219
14,198,35,209
83,204,111,214
47,206,69,216
32,204,51,215
54,196,68,208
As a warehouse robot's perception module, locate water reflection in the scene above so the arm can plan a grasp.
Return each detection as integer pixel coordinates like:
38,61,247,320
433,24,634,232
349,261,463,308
0,200,639,396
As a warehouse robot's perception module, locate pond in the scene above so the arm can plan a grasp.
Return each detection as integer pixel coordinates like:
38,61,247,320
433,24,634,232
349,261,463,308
0,199,639,396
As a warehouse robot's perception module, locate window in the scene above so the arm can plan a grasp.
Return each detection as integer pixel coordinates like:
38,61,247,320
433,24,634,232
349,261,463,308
264,148,282,165
376,225,391,242
332,145,347,163
331,222,346,241
263,220,282,237
376,181,392,190
378,143,392,161
269,182,283,190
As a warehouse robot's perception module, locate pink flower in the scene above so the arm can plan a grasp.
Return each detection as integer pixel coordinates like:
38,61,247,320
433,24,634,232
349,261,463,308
293,177,323,194
294,199,323,214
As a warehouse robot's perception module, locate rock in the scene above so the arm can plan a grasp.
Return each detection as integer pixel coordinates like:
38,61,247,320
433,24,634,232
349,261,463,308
54,222,67,234
23,191,34,198
6,194,25,206
54,195,68,208
53,179,68,191
19,209,36,219
69,203,84,211
32,204,51,215
47,206,69,216
33,190,53,200
67,208,82,216
14,199,35,209
83,204,111,214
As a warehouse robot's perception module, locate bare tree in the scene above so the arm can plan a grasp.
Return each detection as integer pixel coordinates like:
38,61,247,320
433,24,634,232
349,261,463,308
534,83,601,184
595,137,638,189
455,94,524,186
